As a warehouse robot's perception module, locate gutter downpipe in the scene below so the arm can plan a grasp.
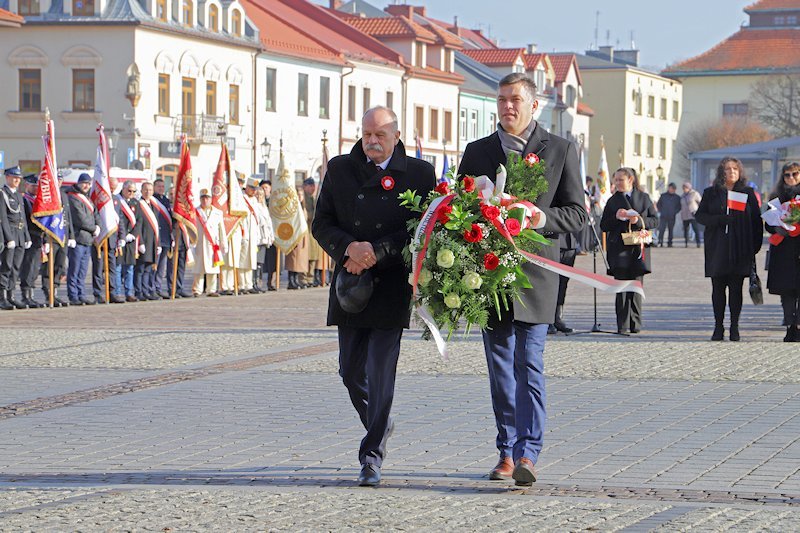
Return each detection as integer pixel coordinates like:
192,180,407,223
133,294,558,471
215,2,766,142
402,68,413,154
339,64,355,155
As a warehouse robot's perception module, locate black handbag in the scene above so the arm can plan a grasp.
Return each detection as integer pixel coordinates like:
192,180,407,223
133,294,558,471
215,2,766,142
749,260,763,305
335,269,374,314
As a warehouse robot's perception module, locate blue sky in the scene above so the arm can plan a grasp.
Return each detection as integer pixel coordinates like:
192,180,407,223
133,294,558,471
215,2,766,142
318,0,754,70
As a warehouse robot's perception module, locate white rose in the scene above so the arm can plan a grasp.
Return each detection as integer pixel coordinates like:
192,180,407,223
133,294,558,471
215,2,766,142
436,249,455,268
462,272,483,290
418,268,432,286
444,292,461,309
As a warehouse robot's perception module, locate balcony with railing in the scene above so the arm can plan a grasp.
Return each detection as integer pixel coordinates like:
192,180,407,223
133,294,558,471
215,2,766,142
173,114,227,143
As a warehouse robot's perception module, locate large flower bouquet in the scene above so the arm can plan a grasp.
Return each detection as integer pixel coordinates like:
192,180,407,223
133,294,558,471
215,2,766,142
399,152,550,340
764,195,800,245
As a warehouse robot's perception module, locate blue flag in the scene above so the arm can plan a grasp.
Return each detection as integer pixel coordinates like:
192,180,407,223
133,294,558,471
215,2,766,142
439,154,450,184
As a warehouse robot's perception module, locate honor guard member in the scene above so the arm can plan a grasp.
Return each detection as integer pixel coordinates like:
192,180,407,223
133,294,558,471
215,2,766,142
115,181,138,302
192,188,226,297
134,181,161,300
41,172,75,307
0,166,32,310
19,174,44,308
238,177,261,293
152,178,174,298
67,173,101,305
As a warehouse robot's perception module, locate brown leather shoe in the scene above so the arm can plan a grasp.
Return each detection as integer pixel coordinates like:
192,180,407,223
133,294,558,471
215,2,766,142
512,458,537,486
488,456,514,480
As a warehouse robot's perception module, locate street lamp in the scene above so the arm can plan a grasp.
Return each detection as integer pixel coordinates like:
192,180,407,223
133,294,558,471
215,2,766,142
260,137,272,178
656,163,665,192
108,128,121,167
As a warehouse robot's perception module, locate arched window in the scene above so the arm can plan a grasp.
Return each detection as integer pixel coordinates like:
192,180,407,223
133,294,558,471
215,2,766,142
231,9,241,36
182,0,193,26
156,0,167,21
208,4,218,32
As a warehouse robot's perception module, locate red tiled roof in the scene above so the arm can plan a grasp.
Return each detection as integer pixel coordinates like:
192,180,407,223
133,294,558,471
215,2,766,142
0,8,24,25
548,53,582,85
409,65,464,85
577,101,594,116
421,19,464,48
461,47,524,66
663,28,800,74
338,14,438,43
522,53,544,70
424,15,497,48
242,0,404,67
745,0,800,11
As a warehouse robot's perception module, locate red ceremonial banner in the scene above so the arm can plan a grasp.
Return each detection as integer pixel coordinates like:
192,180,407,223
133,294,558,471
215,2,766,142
172,137,197,245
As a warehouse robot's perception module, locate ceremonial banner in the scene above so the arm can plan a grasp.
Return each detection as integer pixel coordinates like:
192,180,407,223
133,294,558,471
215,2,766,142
172,137,197,245
31,119,66,246
596,136,612,210
317,137,329,201
211,141,247,239
92,125,119,245
268,149,307,253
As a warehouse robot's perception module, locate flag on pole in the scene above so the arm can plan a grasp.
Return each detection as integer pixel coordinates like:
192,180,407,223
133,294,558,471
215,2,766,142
31,118,66,246
172,136,198,245
268,147,308,253
439,153,450,184
91,125,119,245
597,136,612,210
318,135,329,201
415,134,423,159
211,141,247,239
727,190,748,212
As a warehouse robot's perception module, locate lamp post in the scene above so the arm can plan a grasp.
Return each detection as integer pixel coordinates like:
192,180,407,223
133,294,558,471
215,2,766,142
656,163,665,193
260,137,272,179
108,128,121,167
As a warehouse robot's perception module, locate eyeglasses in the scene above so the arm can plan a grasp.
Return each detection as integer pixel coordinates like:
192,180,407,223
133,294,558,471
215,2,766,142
784,171,800,178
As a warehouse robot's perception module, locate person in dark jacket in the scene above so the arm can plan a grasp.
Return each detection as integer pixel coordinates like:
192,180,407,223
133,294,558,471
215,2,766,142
66,173,100,305
41,176,75,307
457,73,588,486
1,166,32,310
19,174,44,308
765,161,800,342
312,106,435,487
114,181,138,302
134,181,160,300
656,182,681,247
601,167,658,334
695,157,763,341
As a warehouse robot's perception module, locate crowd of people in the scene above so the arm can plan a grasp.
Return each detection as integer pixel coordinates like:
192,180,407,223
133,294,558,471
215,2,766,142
0,166,330,311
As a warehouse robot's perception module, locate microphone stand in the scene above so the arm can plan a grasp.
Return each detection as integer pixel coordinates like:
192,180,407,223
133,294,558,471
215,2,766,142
571,210,629,336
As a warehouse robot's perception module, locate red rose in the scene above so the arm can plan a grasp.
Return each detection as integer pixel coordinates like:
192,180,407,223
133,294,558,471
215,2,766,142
505,218,521,236
484,252,500,270
463,223,483,243
462,176,475,192
435,182,449,195
437,204,452,224
524,153,540,166
480,204,500,220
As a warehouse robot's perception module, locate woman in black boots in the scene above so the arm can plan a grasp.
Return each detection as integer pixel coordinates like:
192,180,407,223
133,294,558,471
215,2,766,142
695,157,763,341
766,161,800,342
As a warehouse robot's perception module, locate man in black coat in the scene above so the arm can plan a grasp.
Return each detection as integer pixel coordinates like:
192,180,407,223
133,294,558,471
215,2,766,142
41,176,75,307
0,166,32,310
656,182,681,247
66,173,100,305
312,106,435,487
457,73,587,486
134,181,161,300
19,174,45,308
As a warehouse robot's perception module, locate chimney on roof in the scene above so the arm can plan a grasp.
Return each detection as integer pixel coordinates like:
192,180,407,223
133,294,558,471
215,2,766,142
614,49,639,67
413,6,426,16
527,43,537,54
329,0,342,10
597,45,614,61
385,4,415,19
453,16,458,28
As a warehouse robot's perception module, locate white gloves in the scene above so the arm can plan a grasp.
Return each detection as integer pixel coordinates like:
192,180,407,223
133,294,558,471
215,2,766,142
24,241,32,249
125,233,135,243
156,246,163,256
6,241,15,250
220,243,228,254
138,244,146,253
67,239,77,249
43,243,50,255
93,226,101,237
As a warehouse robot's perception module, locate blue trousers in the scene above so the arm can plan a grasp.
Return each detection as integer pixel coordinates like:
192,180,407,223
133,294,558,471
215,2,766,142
115,264,134,296
154,248,168,293
66,244,91,301
134,262,155,297
482,314,548,464
338,326,402,467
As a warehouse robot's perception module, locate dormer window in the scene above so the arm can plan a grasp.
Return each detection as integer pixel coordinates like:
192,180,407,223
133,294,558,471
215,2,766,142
208,4,219,32
155,0,166,21
73,0,94,16
18,0,40,16
231,9,242,36
182,0,193,26
415,42,425,68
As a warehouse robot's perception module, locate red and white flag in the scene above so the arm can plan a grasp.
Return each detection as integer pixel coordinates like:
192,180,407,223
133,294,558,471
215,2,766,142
172,136,197,246
211,141,247,239
727,190,748,212
92,124,119,244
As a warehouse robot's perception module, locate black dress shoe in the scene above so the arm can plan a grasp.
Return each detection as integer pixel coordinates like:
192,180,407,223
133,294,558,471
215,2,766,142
69,300,84,306
711,325,724,341
110,295,126,304
729,325,740,342
357,464,381,487
81,298,96,305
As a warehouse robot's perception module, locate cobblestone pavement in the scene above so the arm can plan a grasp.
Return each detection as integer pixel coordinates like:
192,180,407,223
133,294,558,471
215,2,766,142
1,247,799,530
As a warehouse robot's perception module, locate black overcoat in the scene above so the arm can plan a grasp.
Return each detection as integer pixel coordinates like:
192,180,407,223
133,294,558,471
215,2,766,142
765,192,800,294
457,124,588,324
600,190,658,279
695,185,762,278
115,195,137,266
135,198,158,264
67,186,99,246
312,140,435,329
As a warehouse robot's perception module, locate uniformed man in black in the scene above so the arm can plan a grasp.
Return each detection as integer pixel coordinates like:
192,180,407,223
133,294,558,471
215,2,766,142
19,174,44,308
0,166,32,310
312,106,435,487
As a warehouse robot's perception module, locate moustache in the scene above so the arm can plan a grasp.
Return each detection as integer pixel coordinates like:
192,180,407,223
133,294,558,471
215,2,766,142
364,143,384,152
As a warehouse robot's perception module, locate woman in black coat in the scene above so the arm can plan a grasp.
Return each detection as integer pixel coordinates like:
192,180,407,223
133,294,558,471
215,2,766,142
765,161,800,342
600,167,658,334
695,157,763,341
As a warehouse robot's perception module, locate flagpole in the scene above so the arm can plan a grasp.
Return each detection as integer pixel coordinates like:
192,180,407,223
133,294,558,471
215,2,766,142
48,236,55,308
275,246,281,290
103,238,110,304
171,227,180,299
230,235,239,296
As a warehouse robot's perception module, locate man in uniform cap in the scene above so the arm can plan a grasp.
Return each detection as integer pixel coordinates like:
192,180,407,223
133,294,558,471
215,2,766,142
238,176,263,293
19,174,44,308
0,166,32,310
192,188,226,296
66,172,101,305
